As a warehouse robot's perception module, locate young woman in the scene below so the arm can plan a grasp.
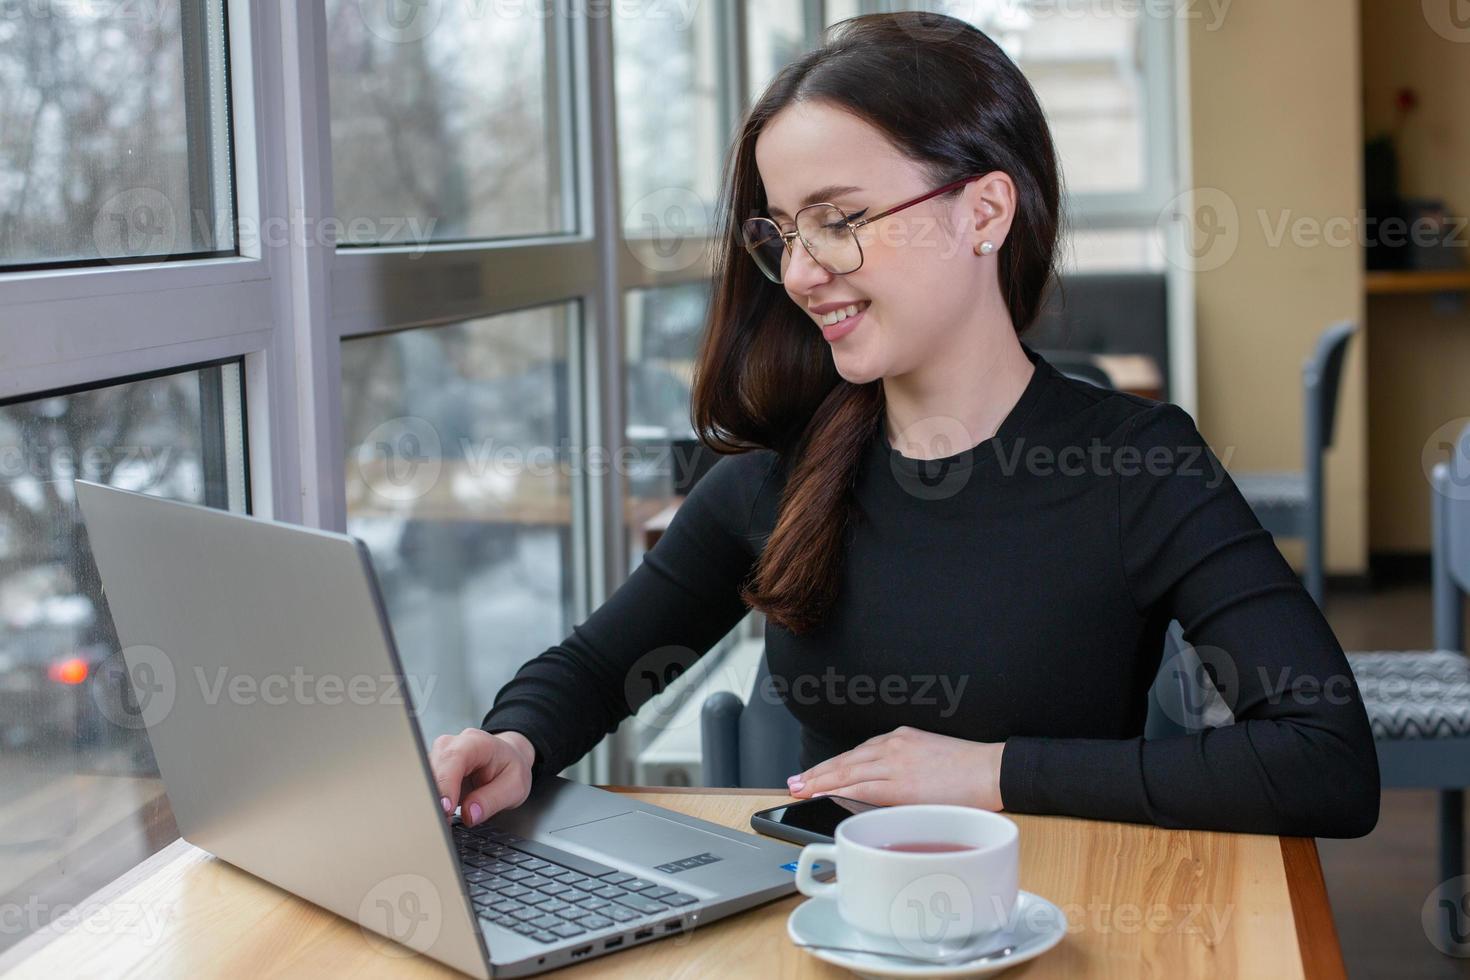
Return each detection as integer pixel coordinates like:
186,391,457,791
429,13,1379,838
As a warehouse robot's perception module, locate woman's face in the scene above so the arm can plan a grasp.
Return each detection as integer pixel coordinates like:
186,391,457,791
753,100,1010,385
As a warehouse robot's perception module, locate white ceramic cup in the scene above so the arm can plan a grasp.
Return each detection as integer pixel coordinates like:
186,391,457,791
794,804,1019,950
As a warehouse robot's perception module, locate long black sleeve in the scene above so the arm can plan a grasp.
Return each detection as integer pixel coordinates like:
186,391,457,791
996,403,1380,837
481,449,778,780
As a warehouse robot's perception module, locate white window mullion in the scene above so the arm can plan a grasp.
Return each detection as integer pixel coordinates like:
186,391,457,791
253,0,344,531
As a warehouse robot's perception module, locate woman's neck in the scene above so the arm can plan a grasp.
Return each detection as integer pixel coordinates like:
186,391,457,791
881,331,1035,461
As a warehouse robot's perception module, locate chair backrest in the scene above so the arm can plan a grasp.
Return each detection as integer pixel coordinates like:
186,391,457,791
1303,320,1357,454
1055,361,1115,390
1432,422,1470,652
701,652,802,788
1029,273,1171,399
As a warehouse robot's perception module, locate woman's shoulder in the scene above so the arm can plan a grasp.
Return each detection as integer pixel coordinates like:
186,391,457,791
679,445,783,533
1038,363,1201,449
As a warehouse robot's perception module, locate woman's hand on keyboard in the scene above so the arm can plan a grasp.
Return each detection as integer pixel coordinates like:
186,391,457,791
429,728,537,827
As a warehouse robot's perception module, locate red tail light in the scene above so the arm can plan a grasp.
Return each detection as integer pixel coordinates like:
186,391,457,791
48,656,90,686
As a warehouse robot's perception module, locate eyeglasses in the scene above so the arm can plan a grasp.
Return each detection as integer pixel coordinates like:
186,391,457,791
741,175,982,284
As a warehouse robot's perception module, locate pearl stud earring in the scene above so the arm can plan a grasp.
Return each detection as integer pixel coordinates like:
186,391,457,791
975,240,995,256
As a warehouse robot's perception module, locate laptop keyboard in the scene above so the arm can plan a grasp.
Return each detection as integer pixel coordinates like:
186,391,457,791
451,824,699,946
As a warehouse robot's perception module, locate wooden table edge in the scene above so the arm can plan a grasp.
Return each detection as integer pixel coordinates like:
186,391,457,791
1280,836,1346,980
2,788,1345,980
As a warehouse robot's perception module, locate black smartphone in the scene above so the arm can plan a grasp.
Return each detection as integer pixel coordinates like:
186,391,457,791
750,795,883,846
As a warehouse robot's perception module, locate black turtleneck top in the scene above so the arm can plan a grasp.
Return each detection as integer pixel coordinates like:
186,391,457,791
482,342,1380,838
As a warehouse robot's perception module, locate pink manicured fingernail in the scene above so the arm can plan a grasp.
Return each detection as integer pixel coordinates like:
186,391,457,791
441,796,452,814
468,802,483,825
788,779,804,792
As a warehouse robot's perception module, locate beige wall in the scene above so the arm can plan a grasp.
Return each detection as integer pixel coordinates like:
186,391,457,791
1187,1,1368,575
1361,0,1470,553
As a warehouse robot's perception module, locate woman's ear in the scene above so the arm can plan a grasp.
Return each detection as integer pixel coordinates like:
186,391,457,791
966,171,1017,252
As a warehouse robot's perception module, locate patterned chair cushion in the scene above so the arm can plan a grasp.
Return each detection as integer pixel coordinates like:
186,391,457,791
1232,471,1308,508
1346,650,1470,740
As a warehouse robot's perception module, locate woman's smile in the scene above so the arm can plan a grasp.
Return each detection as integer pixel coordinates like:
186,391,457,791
818,300,870,342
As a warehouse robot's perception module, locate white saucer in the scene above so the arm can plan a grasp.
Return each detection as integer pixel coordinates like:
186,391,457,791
786,890,1066,978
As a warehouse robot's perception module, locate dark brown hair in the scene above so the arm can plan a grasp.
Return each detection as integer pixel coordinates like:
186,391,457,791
689,12,1062,635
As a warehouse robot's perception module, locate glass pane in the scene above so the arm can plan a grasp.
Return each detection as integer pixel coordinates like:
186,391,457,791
825,0,866,28
0,2,235,268
0,361,247,954
746,0,808,103
928,0,1149,195
342,306,576,745
1064,226,1165,272
622,283,757,785
325,2,572,245
614,1,726,238
623,282,708,572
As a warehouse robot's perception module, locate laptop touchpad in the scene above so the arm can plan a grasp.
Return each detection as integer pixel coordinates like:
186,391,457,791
550,811,757,870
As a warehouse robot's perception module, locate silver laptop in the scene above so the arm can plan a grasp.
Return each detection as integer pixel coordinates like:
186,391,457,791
75,480,822,978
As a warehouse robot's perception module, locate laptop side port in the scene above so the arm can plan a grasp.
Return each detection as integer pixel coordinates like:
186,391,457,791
663,920,681,932
604,936,624,949
634,928,653,940
570,945,593,958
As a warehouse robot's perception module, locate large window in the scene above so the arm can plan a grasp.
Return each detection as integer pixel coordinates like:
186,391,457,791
613,1,728,239
905,0,1177,224
341,308,577,743
325,1,574,244
0,361,247,953
623,282,709,570
0,1,235,268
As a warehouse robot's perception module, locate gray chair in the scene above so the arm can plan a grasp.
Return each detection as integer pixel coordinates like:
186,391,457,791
1031,273,1172,401
701,653,802,788
1041,350,1114,390
1232,320,1358,608
1345,425,1470,914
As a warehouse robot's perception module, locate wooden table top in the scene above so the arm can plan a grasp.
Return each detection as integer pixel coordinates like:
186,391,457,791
1,786,1342,979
